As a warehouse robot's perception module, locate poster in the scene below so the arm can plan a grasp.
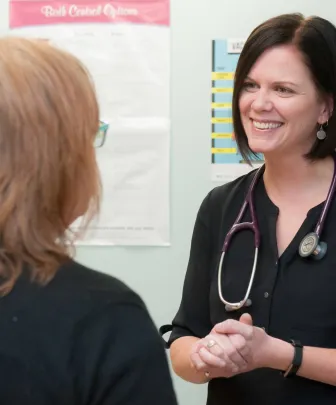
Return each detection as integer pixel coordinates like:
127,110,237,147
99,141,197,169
9,0,170,246
211,39,263,183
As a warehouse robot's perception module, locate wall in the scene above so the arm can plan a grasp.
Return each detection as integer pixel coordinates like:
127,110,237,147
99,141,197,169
2,1,336,404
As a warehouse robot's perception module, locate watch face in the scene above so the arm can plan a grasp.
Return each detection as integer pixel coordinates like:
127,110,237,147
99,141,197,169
299,232,318,257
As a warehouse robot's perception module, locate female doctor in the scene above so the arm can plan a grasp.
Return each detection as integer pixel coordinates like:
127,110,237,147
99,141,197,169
163,13,336,405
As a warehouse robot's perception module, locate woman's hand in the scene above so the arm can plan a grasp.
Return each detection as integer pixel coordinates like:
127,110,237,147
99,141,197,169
211,313,272,370
190,314,275,380
190,331,248,379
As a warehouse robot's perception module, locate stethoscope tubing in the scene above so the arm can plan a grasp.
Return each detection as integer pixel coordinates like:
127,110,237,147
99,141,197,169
218,156,336,312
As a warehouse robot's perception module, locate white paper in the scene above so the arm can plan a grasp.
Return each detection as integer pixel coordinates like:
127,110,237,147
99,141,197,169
9,3,170,246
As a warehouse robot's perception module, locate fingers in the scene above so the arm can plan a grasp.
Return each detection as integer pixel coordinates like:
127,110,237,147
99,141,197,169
239,313,253,326
210,334,247,369
228,333,250,360
214,318,254,340
204,338,224,358
190,351,208,371
200,334,247,372
218,335,248,370
198,347,226,368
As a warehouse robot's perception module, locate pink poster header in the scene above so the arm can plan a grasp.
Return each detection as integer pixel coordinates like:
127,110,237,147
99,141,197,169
9,0,170,28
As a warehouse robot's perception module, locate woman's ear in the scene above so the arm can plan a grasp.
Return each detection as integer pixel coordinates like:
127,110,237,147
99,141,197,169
319,94,334,124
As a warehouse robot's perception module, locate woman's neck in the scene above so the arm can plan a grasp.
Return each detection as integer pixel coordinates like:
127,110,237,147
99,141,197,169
263,153,335,202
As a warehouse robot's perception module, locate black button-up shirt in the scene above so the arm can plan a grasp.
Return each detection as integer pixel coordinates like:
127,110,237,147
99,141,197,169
166,170,336,405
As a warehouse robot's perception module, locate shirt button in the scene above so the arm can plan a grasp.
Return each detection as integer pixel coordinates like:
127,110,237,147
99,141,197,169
264,292,269,298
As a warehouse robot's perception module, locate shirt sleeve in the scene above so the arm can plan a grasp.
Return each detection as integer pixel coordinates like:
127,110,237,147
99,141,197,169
165,191,214,346
72,299,178,405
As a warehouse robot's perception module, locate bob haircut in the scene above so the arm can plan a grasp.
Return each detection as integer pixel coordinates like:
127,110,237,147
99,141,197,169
0,37,101,294
232,13,336,164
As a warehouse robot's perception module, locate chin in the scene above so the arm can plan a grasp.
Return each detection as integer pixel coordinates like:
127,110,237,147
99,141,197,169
247,140,273,155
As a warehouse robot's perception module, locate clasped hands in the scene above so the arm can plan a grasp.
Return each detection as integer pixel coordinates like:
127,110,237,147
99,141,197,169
190,313,271,380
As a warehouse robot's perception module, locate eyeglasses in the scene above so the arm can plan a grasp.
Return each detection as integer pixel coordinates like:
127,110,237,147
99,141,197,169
94,120,109,148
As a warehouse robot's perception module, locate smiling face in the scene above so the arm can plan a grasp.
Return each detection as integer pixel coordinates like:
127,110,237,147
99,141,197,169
238,44,330,158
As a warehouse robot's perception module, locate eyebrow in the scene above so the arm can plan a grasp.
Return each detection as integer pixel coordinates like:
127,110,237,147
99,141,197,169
245,76,300,87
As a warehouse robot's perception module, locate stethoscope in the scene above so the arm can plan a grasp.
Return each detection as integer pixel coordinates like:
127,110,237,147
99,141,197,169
218,156,336,312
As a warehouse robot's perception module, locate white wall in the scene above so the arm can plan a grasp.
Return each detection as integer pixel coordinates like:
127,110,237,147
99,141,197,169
2,1,336,404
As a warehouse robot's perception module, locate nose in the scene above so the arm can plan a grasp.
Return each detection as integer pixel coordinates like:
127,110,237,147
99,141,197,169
251,89,273,112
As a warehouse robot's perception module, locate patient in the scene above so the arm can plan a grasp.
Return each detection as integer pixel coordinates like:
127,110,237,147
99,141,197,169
0,37,177,405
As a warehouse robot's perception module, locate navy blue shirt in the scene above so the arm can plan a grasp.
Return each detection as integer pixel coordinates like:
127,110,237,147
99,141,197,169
0,260,178,405
164,169,336,405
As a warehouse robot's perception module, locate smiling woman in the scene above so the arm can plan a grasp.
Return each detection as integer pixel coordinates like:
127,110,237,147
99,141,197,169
232,15,335,164
237,44,330,157
162,12,336,405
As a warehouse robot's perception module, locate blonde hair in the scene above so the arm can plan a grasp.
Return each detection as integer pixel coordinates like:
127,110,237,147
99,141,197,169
0,37,101,294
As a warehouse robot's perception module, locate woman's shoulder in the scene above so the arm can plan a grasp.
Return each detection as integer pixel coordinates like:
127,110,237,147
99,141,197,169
24,259,147,324
15,261,178,404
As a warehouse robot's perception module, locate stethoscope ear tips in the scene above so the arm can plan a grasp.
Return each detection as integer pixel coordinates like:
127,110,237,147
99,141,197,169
224,298,252,312
245,298,252,307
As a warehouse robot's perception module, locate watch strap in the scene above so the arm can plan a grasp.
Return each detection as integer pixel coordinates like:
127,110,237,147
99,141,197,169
283,339,303,378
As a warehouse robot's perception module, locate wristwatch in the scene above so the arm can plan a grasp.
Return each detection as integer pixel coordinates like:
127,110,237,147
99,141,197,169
283,339,303,378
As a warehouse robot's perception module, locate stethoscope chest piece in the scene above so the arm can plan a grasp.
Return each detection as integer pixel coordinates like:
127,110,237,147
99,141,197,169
218,155,336,312
298,232,327,260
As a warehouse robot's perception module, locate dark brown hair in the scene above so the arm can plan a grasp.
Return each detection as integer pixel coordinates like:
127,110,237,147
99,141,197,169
232,13,336,163
0,37,101,294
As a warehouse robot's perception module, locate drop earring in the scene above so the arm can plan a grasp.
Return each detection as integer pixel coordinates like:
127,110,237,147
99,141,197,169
317,122,327,140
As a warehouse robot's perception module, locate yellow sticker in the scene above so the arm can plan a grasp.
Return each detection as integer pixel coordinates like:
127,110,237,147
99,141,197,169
211,133,232,139
211,72,234,80
211,87,233,93
211,148,237,154
211,117,233,124
211,102,232,109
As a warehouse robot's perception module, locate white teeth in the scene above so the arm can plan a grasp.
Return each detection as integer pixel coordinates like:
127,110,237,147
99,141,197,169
253,121,282,129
